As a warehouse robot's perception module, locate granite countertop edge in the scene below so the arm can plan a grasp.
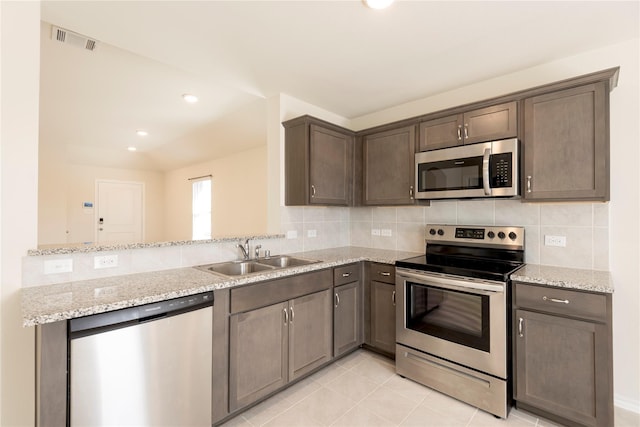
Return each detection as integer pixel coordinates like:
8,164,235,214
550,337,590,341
511,263,613,294
22,247,419,327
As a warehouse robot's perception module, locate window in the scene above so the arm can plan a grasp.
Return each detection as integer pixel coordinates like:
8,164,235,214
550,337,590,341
192,177,212,240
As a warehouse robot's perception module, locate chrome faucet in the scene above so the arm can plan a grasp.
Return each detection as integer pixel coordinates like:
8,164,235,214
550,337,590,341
237,239,250,260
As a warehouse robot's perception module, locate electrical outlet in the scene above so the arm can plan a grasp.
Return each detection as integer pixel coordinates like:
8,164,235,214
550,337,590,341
44,259,73,274
381,229,393,237
307,229,317,238
371,229,381,236
94,254,119,269
286,230,298,239
544,235,567,247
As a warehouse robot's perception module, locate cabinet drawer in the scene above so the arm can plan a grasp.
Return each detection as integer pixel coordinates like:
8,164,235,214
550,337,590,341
514,283,608,323
334,263,361,286
370,263,395,284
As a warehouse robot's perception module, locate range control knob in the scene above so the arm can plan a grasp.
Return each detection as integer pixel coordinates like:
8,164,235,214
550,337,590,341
437,229,444,236
487,231,495,239
429,228,436,236
498,231,506,239
509,231,517,240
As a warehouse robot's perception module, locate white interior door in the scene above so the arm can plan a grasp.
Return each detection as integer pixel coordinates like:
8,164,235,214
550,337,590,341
96,180,144,244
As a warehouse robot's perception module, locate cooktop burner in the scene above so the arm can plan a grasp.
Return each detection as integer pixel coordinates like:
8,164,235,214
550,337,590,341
396,224,525,282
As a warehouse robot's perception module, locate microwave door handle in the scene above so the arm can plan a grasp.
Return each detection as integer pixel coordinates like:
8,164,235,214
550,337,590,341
482,148,491,195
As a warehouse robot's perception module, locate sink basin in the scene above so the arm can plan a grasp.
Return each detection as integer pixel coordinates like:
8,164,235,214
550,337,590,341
196,255,319,277
257,255,319,268
199,260,275,276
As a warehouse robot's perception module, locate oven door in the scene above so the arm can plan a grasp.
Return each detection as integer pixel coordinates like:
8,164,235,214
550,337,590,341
396,268,507,379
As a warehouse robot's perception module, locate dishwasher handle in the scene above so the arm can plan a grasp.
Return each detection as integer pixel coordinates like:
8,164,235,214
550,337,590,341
69,292,214,337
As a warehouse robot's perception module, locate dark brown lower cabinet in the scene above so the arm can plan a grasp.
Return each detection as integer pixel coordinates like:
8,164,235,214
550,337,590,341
229,289,332,412
334,281,361,357
369,280,396,355
513,283,613,427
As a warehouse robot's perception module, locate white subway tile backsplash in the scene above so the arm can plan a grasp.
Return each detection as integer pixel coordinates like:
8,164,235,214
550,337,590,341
523,225,541,265
397,206,425,223
593,203,609,227
350,222,373,248
540,226,593,269
593,227,610,270
350,207,373,222
303,206,326,222
541,203,593,227
495,200,540,226
397,222,426,252
372,207,397,222
425,201,457,224
456,200,496,225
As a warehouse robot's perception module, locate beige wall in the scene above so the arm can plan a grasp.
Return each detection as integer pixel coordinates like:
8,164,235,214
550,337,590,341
38,150,165,245
0,2,39,425
163,145,268,241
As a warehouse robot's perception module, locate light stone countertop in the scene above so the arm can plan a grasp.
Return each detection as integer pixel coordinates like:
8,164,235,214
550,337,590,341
511,264,613,294
21,246,420,327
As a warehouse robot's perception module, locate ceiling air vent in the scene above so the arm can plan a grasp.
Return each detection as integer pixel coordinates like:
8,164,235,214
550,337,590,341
51,26,98,52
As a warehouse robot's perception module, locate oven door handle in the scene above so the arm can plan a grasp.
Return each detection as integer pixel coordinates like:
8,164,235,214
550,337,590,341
482,147,491,196
397,270,504,294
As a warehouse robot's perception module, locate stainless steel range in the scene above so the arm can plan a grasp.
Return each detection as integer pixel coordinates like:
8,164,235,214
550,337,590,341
395,224,524,419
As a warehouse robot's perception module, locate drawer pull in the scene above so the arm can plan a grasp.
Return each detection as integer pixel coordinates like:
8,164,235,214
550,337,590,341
342,272,351,277
290,307,295,322
283,308,288,324
379,272,391,277
543,296,569,304
518,317,524,337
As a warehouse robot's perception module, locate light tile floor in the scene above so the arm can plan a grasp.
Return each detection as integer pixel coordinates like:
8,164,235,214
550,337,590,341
221,349,639,427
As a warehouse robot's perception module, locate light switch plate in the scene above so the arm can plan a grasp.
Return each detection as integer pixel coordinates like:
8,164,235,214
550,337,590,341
286,230,298,239
307,229,317,238
94,254,118,269
371,229,381,236
544,235,567,247
44,259,73,274
381,229,393,237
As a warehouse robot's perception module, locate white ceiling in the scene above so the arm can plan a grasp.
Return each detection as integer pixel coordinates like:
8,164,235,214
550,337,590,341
39,1,639,172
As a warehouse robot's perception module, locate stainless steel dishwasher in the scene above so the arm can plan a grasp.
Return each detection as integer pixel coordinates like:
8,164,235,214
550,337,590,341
68,292,213,426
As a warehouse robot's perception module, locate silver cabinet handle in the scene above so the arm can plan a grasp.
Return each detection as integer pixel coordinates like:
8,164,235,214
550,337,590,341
409,185,414,199
342,272,351,277
518,317,524,337
290,307,294,322
457,125,462,141
464,124,469,139
379,272,391,277
284,308,288,324
527,176,532,193
335,293,340,308
392,290,396,306
311,185,316,198
543,296,569,304
482,148,491,196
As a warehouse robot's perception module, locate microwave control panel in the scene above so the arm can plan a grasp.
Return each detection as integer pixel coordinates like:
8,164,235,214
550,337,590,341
490,153,512,188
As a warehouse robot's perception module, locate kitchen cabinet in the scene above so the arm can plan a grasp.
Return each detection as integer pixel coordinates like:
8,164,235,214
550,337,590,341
513,282,613,427
365,263,396,356
523,83,609,201
228,269,333,412
362,124,416,205
283,115,354,206
418,101,517,151
333,264,363,357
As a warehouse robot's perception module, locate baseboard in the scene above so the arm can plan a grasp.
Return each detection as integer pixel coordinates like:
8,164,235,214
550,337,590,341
615,395,640,414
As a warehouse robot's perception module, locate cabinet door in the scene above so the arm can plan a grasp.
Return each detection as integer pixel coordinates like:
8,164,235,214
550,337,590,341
309,124,353,205
334,281,361,358
419,114,463,151
363,125,416,205
289,289,333,381
229,302,288,412
515,309,611,426
370,281,396,355
462,101,517,145
523,83,608,201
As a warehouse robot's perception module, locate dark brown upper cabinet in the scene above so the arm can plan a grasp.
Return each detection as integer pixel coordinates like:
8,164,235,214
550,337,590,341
523,82,610,201
419,101,518,151
362,124,417,205
283,116,354,206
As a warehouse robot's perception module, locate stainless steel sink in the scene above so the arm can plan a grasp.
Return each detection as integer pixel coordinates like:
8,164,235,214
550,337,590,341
257,255,319,268
198,260,275,276
196,255,319,277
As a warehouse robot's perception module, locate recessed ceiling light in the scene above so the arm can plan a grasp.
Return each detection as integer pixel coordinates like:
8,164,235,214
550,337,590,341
182,94,199,103
363,0,394,9
136,130,148,137
127,146,137,152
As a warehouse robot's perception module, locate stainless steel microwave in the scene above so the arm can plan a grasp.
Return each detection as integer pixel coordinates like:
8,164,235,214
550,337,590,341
415,138,520,200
